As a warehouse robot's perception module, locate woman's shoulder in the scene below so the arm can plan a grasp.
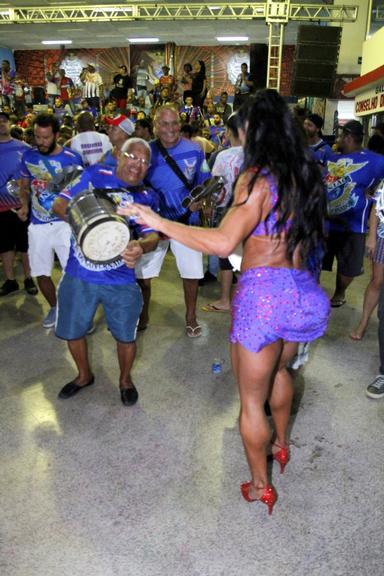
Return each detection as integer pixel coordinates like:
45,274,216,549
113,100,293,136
235,168,272,205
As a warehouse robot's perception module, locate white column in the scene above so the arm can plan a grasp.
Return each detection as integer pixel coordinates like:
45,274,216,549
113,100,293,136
334,0,370,74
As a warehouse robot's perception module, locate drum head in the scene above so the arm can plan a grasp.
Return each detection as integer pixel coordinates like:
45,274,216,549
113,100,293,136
228,243,243,272
81,220,130,263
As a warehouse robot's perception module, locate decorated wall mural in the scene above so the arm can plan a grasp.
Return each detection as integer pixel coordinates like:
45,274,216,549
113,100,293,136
14,44,295,98
14,47,130,92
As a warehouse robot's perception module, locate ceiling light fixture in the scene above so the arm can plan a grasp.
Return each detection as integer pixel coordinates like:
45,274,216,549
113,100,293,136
41,40,73,45
216,36,249,42
127,37,160,43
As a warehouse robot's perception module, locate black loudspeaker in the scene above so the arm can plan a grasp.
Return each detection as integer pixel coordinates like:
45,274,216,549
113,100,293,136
250,44,268,90
292,25,342,97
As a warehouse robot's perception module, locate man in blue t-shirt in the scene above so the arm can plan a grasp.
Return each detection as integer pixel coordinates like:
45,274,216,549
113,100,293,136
322,120,384,306
0,110,38,297
304,113,333,168
53,138,159,406
18,113,83,327
135,105,211,337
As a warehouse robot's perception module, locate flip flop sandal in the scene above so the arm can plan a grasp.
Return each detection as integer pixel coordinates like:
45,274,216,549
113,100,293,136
186,325,202,338
331,298,346,308
201,303,230,313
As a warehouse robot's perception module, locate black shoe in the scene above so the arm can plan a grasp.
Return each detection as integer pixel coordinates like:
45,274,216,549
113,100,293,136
58,376,95,399
0,279,19,296
24,277,38,295
120,385,139,406
232,273,238,285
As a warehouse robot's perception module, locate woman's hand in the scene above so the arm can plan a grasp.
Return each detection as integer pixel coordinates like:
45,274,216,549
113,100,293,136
117,203,162,230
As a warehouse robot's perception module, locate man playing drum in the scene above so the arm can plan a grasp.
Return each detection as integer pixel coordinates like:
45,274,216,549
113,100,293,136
53,138,159,406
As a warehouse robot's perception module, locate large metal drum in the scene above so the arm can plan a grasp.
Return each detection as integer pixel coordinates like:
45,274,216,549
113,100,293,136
67,190,130,263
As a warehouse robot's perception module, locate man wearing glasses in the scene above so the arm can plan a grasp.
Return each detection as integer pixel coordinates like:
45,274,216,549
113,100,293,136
135,105,210,337
52,138,159,406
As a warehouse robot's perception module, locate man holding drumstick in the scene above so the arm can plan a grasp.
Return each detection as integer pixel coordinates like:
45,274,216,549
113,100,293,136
53,138,159,406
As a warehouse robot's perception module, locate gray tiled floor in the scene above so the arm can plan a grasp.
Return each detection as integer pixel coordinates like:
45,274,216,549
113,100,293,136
1,256,383,576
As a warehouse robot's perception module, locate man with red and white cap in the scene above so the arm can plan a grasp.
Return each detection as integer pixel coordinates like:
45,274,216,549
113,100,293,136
102,114,135,167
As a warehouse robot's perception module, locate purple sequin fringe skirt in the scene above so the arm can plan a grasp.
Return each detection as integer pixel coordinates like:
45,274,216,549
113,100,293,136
230,267,330,353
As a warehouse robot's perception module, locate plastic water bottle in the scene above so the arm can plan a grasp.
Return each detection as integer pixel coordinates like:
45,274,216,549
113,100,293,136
211,358,222,374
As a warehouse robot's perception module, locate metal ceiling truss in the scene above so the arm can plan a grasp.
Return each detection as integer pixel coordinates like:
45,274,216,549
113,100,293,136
0,1,359,92
0,3,359,24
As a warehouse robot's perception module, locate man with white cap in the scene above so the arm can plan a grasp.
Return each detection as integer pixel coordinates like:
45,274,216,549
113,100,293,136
102,114,135,167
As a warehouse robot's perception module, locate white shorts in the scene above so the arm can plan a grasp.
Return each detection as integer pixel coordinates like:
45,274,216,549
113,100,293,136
28,221,71,277
135,239,204,280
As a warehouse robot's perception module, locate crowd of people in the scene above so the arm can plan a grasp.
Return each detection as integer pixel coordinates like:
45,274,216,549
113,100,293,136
2,55,384,515
0,58,246,154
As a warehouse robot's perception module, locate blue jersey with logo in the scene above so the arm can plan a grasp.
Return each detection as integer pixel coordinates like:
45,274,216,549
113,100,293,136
20,146,83,224
325,150,384,233
147,138,210,223
209,124,225,147
309,140,333,167
100,149,117,168
58,164,159,285
0,138,30,211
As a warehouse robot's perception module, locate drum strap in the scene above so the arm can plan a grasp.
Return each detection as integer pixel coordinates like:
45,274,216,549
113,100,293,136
154,139,195,192
38,155,63,194
147,139,195,224
39,156,60,180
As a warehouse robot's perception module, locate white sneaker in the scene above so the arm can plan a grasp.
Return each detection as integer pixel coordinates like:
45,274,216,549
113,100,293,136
42,307,57,329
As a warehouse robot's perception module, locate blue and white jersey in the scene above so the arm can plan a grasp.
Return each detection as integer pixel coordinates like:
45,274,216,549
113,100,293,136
0,138,30,212
58,164,159,285
147,138,210,223
325,150,384,233
20,146,83,224
309,140,333,167
100,149,117,168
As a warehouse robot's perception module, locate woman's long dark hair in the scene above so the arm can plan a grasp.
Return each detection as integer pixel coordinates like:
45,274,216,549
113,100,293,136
241,89,327,266
226,111,244,139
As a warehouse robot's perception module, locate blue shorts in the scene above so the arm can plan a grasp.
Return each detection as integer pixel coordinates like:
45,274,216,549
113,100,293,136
56,273,143,342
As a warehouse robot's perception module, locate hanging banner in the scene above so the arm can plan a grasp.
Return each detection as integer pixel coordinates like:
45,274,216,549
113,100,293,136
355,84,384,116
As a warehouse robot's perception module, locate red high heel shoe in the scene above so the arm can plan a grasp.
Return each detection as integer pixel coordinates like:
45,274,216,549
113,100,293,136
272,443,290,474
240,482,277,515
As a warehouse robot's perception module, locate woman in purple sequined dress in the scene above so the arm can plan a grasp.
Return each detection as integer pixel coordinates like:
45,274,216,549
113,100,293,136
118,90,330,514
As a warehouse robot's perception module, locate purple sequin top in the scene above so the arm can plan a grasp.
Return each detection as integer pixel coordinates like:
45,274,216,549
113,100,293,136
250,169,291,236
